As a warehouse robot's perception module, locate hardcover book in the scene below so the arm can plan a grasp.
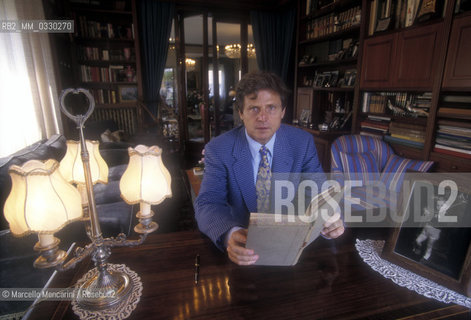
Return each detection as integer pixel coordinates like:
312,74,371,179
246,186,343,266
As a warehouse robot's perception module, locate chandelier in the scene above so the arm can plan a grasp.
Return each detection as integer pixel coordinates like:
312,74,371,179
224,43,256,59
185,58,196,71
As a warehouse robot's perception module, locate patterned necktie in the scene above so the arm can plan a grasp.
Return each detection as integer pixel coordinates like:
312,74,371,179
256,146,272,212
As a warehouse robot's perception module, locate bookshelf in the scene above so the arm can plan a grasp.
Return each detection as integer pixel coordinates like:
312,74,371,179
430,10,471,165
65,0,143,137
293,0,366,170
355,0,471,171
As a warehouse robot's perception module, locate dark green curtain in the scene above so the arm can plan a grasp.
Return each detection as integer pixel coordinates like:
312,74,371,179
250,8,296,84
138,0,175,117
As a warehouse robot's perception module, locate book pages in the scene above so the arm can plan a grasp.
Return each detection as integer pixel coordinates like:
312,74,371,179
246,186,343,266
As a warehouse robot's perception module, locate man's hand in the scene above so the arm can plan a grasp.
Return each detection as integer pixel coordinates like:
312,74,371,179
321,211,345,239
227,229,259,265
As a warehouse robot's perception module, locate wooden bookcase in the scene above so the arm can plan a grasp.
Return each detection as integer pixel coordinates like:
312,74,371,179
293,0,366,170
63,0,143,137
357,0,471,171
295,0,471,171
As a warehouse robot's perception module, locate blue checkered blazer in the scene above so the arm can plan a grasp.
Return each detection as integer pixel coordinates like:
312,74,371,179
194,124,324,250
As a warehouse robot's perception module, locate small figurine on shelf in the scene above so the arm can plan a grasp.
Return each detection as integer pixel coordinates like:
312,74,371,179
387,99,407,116
334,99,345,113
405,100,429,117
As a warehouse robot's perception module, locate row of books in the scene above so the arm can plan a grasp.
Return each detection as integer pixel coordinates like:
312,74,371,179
434,120,471,159
360,115,426,149
305,6,361,40
80,65,136,83
75,16,134,40
359,114,390,138
89,88,118,104
437,94,471,120
385,121,426,148
368,0,444,36
362,92,431,115
305,0,335,16
77,47,135,62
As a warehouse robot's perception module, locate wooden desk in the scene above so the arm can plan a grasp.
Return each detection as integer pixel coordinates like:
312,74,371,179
29,229,469,319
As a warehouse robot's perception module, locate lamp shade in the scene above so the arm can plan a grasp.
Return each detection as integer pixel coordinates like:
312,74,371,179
59,140,108,185
119,145,172,205
4,159,82,236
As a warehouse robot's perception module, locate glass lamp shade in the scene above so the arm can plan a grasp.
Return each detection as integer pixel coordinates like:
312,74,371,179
119,145,172,205
59,140,108,185
4,159,82,236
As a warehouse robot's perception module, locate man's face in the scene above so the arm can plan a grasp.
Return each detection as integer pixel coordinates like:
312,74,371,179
239,89,285,145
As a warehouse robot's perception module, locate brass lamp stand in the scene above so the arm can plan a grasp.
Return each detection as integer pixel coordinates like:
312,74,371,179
58,88,157,310
4,88,171,317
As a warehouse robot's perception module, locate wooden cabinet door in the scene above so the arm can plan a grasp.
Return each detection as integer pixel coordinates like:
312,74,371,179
296,87,314,122
443,15,471,89
360,33,396,89
394,23,443,89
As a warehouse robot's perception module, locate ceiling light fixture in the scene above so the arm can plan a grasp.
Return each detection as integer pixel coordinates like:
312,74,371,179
224,43,256,59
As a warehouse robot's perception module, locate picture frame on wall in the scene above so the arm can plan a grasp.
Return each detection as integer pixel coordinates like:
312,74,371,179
381,178,471,296
118,85,138,102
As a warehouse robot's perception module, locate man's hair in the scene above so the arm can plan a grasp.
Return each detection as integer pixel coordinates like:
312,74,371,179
235,71,290,112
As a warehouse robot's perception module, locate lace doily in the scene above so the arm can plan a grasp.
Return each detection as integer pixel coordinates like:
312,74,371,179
355,239,471,308
71,264,143,320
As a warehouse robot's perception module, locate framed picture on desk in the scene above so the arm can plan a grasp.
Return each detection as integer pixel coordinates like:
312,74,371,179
382,177,471,297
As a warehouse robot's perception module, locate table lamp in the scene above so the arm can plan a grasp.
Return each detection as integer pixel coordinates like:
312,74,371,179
4,159,82,268
2,88,170,317
59,139,108,223
120,145,172,233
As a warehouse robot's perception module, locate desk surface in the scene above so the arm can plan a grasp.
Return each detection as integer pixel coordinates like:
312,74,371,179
30,229,469,320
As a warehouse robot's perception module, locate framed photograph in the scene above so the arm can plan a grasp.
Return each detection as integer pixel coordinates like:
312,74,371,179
382,178,471,296
329,71,339,87
322,72,332,87
299,108,311,124
314,74,324,88
344,69,356,87
118,85,138,102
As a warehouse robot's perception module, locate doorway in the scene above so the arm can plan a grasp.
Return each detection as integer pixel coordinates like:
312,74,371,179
172,10,258,165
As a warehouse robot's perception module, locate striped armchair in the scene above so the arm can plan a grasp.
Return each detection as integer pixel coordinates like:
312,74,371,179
330,135,394,181
330,135,433,212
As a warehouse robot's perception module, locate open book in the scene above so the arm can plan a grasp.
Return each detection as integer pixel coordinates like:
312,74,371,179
246,186,343,266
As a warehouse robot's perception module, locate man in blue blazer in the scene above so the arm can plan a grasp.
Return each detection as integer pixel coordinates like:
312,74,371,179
195,72,344,265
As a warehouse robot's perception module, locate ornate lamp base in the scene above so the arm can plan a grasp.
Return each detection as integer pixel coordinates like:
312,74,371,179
134,210,159,234
72,264,143,320
33,237,67,268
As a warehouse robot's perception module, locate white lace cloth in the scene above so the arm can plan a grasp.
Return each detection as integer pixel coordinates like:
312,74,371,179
71,264,143,320
355,239,471,308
